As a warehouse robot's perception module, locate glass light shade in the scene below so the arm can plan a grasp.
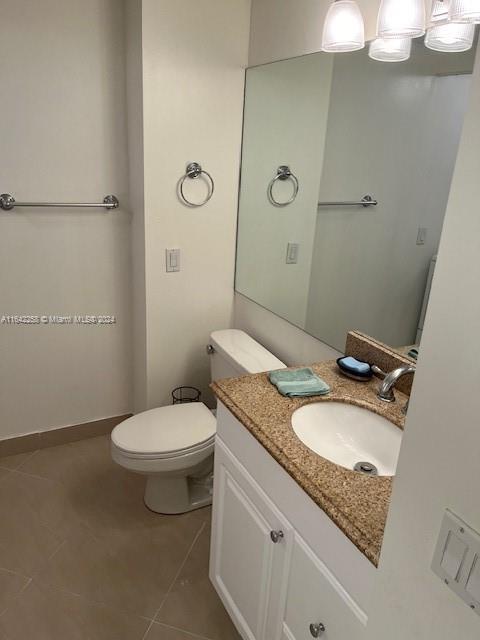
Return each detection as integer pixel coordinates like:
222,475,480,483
322,0,365,52
449,0,480,23
377,0,426,38
368,37,412,61
425,21,475,50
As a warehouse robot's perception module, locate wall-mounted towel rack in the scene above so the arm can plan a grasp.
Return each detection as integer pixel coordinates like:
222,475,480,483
0,194,119,211
318,194,378,208
267,166,299,207
178,162,214,207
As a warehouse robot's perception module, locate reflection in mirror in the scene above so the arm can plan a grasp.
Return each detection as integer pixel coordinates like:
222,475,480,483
235,41,475,355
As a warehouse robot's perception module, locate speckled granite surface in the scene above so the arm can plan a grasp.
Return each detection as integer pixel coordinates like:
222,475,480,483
345,331,415,395
212,361,407,567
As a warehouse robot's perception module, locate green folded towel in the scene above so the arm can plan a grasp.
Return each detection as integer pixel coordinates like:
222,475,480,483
269,367,330,398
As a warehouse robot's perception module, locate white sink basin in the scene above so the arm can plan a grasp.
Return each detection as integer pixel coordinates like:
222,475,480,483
291,402,402,476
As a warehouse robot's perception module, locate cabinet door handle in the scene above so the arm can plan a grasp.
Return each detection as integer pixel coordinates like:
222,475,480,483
270,530,284,544
309,623,326,638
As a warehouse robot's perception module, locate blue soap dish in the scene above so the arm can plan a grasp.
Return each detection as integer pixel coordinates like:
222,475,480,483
336,356,373,382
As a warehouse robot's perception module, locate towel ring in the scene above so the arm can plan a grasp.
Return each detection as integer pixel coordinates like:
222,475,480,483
267,166,299,207
179,162,214,208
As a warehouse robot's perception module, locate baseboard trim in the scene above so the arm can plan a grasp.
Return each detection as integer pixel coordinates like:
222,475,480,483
0,414,132,458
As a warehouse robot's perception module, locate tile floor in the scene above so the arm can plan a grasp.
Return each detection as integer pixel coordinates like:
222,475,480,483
0,435,240,640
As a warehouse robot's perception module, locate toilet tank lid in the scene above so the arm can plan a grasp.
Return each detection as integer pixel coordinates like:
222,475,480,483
209,329,286,374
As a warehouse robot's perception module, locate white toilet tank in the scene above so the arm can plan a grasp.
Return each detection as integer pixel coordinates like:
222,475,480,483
209,330,286,380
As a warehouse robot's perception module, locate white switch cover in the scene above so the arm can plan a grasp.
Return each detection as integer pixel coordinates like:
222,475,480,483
440,531,468,580
166,249,180,273
286,242,299,264
432,510,480,616
416,227,427,245
466,556,480,603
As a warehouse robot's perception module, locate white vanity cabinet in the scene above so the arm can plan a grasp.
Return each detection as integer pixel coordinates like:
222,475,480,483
210,403,373,640
282,536,367,640
210,439,293,640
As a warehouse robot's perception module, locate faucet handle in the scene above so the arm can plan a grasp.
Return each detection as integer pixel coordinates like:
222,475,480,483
371,365,387,378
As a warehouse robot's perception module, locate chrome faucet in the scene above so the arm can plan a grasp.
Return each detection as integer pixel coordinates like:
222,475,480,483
372,364,416,403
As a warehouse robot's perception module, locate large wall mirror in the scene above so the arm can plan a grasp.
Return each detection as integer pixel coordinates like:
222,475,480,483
235,41,476,355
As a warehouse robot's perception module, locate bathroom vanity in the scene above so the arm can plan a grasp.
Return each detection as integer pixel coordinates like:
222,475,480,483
209,361,407,640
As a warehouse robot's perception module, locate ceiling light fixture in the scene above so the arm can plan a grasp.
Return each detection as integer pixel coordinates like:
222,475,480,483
449,0,480,23
377,0,426,38
322,0,365,52
426,0,476,51
425,21,475,50
368,37,412,61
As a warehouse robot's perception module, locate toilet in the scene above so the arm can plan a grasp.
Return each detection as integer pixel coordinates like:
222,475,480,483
111,329,286,514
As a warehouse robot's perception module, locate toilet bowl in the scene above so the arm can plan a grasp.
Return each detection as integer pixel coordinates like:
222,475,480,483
111,330,286,514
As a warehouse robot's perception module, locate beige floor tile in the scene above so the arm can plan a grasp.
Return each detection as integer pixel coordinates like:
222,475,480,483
190,506,212,526
18,436,166,537
0,513,63,577
34,516,203,619
0,569,31,615
0,469,82,540
156,527,240,640
17,437,113,485
0,580,149,640
144,622,209,640
0,436,233,638
0,452,36,472
0,468,10,482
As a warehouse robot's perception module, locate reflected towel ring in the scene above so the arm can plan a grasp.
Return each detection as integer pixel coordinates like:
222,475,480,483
267,166,299,207
179,162,215,208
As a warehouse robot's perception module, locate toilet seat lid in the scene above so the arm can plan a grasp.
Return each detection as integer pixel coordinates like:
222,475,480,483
111,403,216,456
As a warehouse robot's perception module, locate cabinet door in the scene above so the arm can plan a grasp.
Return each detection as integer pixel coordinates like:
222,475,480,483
282,535,367,640
210,439,292,640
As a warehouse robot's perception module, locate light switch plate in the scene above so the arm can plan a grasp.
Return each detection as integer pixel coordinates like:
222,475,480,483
286,242,299,264
166,249,180,273
432,509,480,616
417,227,427,245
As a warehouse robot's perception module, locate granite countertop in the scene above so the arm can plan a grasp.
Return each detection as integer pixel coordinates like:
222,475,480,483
211,361,407,567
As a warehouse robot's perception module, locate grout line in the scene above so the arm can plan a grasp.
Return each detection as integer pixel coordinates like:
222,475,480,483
0,576,32,619
14,449,39,471
9,467,55,482
14,449,40,471
0,450,38,473
43,539,67,564
152,622,217,640
0,567,31,581
141,521,207,640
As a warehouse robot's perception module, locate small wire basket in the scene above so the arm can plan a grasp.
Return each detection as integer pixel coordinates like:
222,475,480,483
172,386,201,405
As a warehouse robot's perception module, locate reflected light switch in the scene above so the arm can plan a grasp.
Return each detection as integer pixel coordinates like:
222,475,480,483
466,556,480,603
441,532,468,581
286,242,299,264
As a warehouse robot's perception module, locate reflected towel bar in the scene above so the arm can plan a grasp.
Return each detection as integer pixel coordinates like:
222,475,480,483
318,194,378,208
0,194,120,211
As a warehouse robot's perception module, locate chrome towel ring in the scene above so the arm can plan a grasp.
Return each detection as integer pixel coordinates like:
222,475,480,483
267,166,299,207
178,162,214,208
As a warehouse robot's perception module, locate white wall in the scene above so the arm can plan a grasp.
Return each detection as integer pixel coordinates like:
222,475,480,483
367,43,480,639
0,0,132,438
234,294,341,365
236,54,334,328
249,0,388,66
133,0,250,409
125,0,147,413
305,51,470,350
